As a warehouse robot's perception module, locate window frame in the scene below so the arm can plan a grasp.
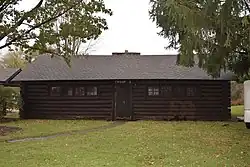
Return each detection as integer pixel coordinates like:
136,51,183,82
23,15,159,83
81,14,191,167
147,86,160,96
50,86,61,96
86,86,98,96
62,87,74,96
75,86,86,96
160,85,173,97
186,86,198,97
146,84,201,98
173,86,185,97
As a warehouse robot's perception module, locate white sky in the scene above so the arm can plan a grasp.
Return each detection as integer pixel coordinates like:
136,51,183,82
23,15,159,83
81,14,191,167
15,0,178,55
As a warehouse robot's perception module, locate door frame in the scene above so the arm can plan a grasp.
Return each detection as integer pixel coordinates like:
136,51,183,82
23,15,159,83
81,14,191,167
114,80,133,120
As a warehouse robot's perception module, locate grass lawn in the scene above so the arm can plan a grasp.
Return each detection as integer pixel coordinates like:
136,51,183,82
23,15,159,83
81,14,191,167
0,118,110,141
231,105,244,117
0,121,250,167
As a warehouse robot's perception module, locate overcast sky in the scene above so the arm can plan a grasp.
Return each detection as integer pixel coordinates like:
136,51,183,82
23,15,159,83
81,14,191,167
16,0,178,55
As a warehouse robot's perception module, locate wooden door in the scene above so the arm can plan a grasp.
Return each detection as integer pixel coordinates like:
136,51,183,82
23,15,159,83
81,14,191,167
115,81,131,119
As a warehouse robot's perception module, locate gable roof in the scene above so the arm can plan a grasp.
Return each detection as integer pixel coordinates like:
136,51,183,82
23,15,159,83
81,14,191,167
0,68,22,84
12,54,233,81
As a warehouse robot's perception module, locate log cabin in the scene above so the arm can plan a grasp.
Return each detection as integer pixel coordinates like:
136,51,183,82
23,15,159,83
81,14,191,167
11,51,233,121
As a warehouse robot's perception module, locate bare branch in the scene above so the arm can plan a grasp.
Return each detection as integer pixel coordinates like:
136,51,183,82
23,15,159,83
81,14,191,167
21,22,34,27
0,0,44,41
0,4,76,50
0,0,15,12
21,44,60,57
243,0,250,13
82,38,100,55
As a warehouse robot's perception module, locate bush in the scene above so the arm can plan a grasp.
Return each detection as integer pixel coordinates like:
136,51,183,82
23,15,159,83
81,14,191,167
0,86,20,119
231,99,244,106
231,81,244,106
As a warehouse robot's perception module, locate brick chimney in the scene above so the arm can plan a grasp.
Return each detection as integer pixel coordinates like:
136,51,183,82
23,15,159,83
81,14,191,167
112,50,141,56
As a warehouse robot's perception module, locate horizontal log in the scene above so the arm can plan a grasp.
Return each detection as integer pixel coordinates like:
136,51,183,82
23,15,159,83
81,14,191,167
201,89,223,93
132,99,223,103
27,114,112,119
28,107,112,112
99,93,113,96
29,111,111,116
27,100,113,104
30,103,112,108
132,90,147,93
27,85,48,89
99,89,114,93
133,108,223,112
27,93,49,96
132,96,222,100
134,111,229,115
27,96,112,100
27,92,113,97
133,104,223,108
27,88,48,93
201,93,223,96
132,86,146,90
200,85,222,89
134,115,229,121
132,92,224,97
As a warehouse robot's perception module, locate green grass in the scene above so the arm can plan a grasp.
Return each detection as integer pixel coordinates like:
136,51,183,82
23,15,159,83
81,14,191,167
231,105,244,117
0,121,250,167
0,119,109,141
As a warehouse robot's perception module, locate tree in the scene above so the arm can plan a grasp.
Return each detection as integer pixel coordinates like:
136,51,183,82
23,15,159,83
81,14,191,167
0,51,26,68
149,0,250,80
0,0,112,63
0,50,36,119
0,85,19,119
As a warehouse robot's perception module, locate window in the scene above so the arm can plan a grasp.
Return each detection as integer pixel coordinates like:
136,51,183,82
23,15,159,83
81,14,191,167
161,86,172,96
186,87,197,97
50,86,98,97
62,87,73,96
148,86,160,96
75,87,85,96
173,87,185,97
86,86,98,96
50,86,61,96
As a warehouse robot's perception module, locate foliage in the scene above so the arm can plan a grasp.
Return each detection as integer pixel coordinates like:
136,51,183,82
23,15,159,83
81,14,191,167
0,86,19,119
0,51,26,68
0,51,30,119
0,50,39,67
231,81,244,106
0,0,112,63
149,0,250,79
0,121,250,166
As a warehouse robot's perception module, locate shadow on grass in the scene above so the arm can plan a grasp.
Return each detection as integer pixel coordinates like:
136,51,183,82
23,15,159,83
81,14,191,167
0,117,20,123
0,112,20,123
0,126,22,136
6,121,126,143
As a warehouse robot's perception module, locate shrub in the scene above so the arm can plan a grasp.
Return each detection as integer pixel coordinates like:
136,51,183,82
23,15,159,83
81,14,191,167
231,81,244,105
0,86,20,119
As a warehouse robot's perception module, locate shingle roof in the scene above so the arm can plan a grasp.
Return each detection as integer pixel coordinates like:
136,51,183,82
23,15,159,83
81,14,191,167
0,68,21,83
12,54,233,81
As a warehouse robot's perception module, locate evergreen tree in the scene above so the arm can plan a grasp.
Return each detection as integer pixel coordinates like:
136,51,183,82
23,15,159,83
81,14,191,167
149,0,250,80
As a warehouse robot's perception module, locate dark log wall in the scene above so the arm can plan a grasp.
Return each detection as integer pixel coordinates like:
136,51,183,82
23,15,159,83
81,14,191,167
22,81,114,119
131,80,231,121
21,80,231,121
